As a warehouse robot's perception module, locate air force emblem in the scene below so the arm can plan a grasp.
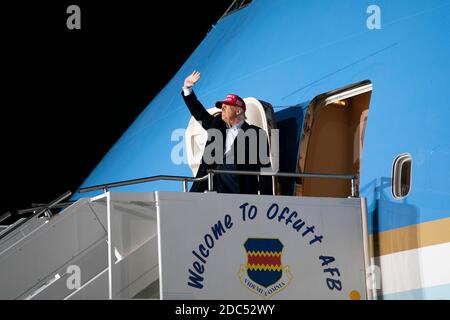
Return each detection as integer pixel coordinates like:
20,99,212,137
238,238,292,299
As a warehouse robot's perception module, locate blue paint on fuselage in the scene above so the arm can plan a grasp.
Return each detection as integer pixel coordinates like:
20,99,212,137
74,0,450,235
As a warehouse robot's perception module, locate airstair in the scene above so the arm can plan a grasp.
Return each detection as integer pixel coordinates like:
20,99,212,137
0,171,371,300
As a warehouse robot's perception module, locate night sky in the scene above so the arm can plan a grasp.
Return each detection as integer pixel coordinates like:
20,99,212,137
1,1,232,216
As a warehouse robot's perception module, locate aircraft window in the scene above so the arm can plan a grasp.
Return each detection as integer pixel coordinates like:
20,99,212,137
392,154,412,199
221,0,253,18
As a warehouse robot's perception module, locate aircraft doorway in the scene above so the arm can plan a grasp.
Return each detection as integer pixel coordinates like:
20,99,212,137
297,81,372,198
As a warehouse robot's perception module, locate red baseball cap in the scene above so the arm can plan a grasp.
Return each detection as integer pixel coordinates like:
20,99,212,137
215,94,246,112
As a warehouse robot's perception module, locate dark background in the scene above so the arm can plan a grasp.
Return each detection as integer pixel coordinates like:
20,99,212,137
1,1,232,216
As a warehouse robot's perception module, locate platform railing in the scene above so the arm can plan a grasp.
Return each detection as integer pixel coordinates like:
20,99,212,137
207,169,358,197
78,174,210,194
78,171,358,197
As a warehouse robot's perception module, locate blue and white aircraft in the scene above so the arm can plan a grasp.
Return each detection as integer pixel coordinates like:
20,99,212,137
76,0,450,299
1,0,449,300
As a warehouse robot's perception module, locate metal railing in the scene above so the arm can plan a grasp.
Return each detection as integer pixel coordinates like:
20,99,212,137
78,174,210,194
1,170,357,241
0,212,11,224
0,191,73,240
17,201,76,215
208,169,358,197
78,170,358,197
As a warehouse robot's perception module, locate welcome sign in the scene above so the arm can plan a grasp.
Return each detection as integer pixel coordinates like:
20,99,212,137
156,192,368,300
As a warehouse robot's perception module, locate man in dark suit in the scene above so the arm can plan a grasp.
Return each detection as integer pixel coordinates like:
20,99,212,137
182,70,273,195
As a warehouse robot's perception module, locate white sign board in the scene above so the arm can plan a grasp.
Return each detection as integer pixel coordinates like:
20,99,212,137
156,192,368,300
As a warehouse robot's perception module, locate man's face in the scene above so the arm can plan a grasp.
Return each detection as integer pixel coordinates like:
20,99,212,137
221,103,241,124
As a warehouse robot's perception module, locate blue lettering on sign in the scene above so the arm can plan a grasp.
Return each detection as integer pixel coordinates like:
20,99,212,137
320,255,342,291
187,214,234,289
240,202,258,221
265,203,323,246
187,202,343,292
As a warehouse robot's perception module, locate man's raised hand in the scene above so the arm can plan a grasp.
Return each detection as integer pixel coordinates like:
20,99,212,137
184,70,201,88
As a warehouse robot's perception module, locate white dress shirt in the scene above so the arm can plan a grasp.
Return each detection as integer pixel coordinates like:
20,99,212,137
182,86,193,96
225,121,244,154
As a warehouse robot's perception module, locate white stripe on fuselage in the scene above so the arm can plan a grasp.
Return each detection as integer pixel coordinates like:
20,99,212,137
372,241,450,296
